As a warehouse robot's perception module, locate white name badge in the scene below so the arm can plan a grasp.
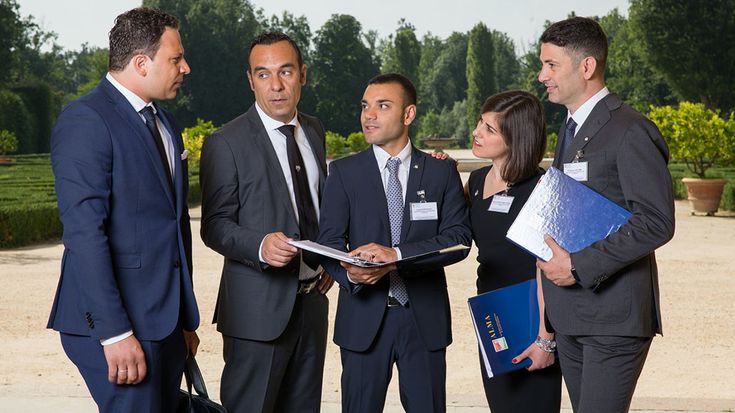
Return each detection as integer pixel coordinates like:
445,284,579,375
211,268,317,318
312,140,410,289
488,195,514,213
410,202,438,220
563,162,588,182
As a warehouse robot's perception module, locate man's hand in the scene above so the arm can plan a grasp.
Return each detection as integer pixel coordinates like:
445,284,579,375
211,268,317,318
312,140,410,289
340,261,396,285
350,242,398,264
317,271,335,294
536,235,576,287
512,341,556,371
262,232,298,267
183,330,200,357
103,335,147,385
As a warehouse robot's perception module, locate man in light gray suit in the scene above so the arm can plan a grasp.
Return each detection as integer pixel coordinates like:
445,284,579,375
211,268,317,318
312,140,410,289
536,17,675,413
199,32,333,413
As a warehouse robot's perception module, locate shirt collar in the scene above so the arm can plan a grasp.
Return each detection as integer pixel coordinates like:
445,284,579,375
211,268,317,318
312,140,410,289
106,72,154,114
255,102,298,131
568,86,610,128
373,140,412,171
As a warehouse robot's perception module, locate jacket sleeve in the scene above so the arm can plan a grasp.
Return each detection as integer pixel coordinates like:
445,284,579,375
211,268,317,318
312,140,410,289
51,103,132,340
572,118,675,289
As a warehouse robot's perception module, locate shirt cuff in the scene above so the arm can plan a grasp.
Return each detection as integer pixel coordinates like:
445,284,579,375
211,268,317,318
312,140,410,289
101,330,133,346
259,236,266,263
394,247,402,260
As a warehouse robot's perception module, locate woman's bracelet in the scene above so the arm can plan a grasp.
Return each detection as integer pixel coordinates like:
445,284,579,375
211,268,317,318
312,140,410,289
535,336,556,353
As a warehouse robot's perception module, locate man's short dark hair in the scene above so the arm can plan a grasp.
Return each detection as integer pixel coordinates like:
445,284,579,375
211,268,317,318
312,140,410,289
108,7,179,72
367,73,417,107
248,32,304,69
480,90,546,184
540,16,608,71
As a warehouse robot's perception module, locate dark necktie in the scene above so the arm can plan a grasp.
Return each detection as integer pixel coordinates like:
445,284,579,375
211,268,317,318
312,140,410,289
386,157,409,306
139,106,174,191
277,124,320,269
556,117,577,168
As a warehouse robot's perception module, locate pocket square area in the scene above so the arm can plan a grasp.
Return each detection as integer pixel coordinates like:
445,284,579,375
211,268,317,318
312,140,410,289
181,149,189,160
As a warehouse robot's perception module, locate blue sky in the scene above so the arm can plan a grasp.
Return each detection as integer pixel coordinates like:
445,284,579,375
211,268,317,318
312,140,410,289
18,0,630,52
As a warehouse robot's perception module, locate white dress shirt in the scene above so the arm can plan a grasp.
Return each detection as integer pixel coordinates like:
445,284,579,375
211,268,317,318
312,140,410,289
567,86,610,135
255,103,321,280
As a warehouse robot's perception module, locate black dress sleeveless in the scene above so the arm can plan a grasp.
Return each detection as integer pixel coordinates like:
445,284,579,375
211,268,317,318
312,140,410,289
468,165,562,413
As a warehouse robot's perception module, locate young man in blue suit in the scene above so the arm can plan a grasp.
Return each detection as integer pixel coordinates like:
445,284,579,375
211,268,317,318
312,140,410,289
536,17,675,413
47,8,200,412
318,73,472,413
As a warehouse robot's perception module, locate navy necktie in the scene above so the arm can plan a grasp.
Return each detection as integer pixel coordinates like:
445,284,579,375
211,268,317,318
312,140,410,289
278,124,320,269
556,117,577,168
386,157,409,306
139,106,174,191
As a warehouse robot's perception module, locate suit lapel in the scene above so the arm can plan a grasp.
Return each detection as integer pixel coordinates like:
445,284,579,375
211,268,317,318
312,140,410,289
245,107,299,227
401,148,425,242
100,79,175,209
364,149,392,239
156,106,184,216
571,95,619,157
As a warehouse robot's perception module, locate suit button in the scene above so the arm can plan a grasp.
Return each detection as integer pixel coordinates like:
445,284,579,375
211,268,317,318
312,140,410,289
174,260,181,268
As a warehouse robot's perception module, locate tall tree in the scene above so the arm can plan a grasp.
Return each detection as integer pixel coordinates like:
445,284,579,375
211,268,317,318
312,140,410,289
600,9,676,112
629,0,735,112
491,30,520,91
420,32,468,114
145,0,262,127
311,14,379,135
381,20,421,87
466,23,496,148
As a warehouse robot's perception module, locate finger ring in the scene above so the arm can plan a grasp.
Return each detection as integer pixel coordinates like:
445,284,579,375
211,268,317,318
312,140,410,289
118,369,127,374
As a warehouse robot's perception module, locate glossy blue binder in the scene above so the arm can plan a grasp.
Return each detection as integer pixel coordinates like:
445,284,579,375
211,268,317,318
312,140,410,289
506,166,632,261
468,278,538,378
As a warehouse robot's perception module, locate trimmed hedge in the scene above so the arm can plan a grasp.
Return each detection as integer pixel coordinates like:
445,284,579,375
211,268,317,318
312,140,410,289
0,202,62,248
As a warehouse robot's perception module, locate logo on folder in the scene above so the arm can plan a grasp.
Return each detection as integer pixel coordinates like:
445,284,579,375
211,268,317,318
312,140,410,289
484,313,507,352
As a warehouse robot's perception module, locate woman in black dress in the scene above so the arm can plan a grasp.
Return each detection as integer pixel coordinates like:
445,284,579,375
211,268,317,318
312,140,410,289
467,90,562,412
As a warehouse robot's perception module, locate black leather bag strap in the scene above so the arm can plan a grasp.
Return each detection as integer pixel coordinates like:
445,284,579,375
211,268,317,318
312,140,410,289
183,356,209,399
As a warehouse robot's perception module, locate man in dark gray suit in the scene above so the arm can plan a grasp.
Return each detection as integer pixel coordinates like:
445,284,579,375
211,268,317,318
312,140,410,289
536,17,675,413
199,32,333,413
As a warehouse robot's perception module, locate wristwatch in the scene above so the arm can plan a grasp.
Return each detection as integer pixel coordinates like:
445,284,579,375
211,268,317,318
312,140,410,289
535,336,556,353
570,265,580,283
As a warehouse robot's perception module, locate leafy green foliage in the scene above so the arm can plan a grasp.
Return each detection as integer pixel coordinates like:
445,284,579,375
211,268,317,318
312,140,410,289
182,118,217,165
630,0,735,112
649,102,735,178
325,131,347,158
0,130,18,155
466,23,496,149
346,131,368,153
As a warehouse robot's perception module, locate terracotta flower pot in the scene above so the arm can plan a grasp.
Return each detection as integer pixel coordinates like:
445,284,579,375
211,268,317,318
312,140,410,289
681,178,727,216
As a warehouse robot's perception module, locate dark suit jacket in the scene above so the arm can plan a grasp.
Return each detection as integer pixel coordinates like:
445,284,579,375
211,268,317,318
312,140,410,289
47,77,199,341
317,147,471,352
199,105,327,341
543,93,675,337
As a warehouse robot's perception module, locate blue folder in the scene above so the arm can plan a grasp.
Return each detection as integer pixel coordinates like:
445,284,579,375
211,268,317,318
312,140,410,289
468,278,538,378
506,166,632,261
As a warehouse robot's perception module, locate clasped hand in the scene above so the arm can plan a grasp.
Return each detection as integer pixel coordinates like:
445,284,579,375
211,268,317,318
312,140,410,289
536,235,576,287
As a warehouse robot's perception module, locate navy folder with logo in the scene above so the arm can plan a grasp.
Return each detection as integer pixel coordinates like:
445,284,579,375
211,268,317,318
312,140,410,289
468,278,538,378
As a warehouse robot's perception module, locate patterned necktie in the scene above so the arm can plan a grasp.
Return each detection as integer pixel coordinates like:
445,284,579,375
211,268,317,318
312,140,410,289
556,117,577,168
277,124,320,269
139,106,174,191
386,157,409,306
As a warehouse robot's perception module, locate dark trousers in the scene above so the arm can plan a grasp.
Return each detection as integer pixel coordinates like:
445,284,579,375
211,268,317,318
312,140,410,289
220,291,328,413
61,328,186,413
479,349,562,413
340,305,447,413
556,334,653,413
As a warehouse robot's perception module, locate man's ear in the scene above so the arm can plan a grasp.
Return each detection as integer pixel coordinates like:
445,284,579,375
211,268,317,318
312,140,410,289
246,70,254,91
404,104,417,126
300,64,307,86
581,56,598,81
131,54,148,76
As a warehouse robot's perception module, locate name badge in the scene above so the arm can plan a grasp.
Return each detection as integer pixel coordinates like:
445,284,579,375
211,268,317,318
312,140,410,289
488,195,514,213
563,162,588,182
410,202,438,220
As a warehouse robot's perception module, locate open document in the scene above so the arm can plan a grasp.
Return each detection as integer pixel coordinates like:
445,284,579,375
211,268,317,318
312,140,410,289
288,240,469,268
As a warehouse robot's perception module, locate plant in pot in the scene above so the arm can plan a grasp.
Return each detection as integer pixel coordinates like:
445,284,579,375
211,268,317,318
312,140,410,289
0,129,18,164
649,102,735,215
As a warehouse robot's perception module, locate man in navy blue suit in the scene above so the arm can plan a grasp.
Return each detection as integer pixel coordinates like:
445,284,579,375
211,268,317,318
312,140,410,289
47,8,199,412
317,73,471,413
